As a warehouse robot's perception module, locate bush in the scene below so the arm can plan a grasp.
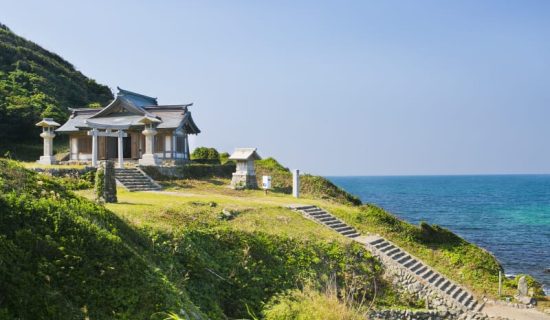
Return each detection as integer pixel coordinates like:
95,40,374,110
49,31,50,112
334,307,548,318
219,152,230,164
263,286,365,320
0,159,204,319
191,147,220,164
94,164,105,201
158,228,385,319
417,221,463,245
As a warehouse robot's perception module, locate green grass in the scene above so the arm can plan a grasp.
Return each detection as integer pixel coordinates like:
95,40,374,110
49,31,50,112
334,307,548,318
77,187,347,243
263,285,366,320
83,174,518,300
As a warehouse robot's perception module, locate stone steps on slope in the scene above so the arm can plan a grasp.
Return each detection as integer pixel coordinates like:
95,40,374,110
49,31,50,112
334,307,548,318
114,168,161,192
289,204,484,314
291,205,360,239
366,236,480,313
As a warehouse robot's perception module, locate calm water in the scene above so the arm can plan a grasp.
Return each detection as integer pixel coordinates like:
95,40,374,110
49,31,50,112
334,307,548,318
328,175,550,294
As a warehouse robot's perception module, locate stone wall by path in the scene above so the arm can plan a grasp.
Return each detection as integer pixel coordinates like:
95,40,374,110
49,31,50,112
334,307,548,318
369,309,459,320
140,163,235,180
362,237,487,320
33,166,96,178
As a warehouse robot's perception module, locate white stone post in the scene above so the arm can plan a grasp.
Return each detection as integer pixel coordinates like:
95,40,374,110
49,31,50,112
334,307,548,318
138,124,160,166
38,127,56,165
91,128,98,167
292,169,300,198
117,129,124,168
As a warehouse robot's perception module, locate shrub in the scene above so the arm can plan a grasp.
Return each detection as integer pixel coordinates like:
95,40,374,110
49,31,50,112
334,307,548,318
191,147,220,164
158,228,385,319
417,221,463,245
219,152,230,164
263,286,365,320
0,159,205,319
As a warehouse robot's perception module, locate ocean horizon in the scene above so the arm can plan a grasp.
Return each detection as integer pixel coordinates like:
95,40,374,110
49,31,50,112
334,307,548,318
328,174,550,295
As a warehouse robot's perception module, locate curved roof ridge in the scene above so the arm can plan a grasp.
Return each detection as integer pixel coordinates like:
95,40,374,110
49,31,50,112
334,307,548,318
116,87,158,105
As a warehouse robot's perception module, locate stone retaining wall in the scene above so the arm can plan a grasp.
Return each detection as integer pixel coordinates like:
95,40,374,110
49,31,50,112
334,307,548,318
140,163,235,181
369,309,458,320
33,167,96,178
364,241,487,320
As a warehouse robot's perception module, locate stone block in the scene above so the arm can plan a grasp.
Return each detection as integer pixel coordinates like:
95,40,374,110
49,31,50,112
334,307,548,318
139,154,160,166
231,173,258,189
37,155,57,165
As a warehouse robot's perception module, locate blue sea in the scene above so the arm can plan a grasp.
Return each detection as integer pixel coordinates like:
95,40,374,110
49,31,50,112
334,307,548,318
329,175,550,294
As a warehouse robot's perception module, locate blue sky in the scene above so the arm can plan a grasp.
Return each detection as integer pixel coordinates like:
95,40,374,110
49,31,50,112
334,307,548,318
2,1,550,175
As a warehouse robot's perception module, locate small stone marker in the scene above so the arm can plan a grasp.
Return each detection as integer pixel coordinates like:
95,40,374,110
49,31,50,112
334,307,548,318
517,276,528,297
516,276,535,305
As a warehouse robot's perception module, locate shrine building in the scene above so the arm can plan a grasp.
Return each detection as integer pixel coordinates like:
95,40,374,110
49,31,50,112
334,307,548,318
46,87,200,167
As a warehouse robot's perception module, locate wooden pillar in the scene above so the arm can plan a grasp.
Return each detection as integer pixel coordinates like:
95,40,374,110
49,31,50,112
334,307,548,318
91,128,98,167
184,134,190,160
171,135,176,159
117,129,124,168
69,136,76,160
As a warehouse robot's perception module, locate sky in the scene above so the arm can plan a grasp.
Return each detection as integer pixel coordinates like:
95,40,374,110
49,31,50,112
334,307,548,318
1,0,550,175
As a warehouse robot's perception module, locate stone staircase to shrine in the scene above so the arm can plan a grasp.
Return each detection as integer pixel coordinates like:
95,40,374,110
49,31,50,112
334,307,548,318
114,168,161,192
290,205,361,238
290,205,485,316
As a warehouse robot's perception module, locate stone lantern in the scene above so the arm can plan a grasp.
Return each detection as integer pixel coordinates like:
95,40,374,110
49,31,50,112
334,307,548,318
229,148,262,189
36,118,60,165
138,115,162,166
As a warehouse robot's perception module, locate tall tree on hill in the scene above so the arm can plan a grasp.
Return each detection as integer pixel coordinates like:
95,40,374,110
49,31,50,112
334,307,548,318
0,22,113,142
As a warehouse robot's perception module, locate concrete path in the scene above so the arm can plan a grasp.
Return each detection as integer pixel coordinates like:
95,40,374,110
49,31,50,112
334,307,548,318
484,303,550,320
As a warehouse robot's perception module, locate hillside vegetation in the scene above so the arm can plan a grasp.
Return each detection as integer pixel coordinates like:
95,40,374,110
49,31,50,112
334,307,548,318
0,23,112,158
132,155,523,300
2,160,423,319
0,159,204,319
255,157,362,206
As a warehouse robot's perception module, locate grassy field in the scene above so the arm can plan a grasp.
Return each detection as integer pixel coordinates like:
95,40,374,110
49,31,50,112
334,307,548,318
78,176,518,301
77,182,347,243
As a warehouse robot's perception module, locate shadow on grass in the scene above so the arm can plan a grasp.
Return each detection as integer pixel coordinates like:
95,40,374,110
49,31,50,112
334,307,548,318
114,201,153,206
